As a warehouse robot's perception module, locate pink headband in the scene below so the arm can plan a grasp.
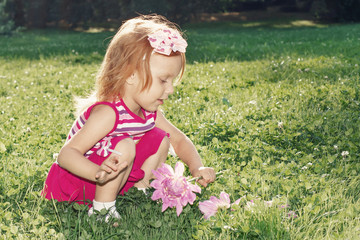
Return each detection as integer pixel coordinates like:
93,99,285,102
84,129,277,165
147,28,187,56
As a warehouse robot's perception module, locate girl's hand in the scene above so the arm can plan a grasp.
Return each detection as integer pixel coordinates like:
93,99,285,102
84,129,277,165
95,155,128,184
192,167,216,187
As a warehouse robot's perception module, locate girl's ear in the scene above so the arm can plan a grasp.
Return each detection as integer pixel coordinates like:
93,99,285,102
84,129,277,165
126,73,136,85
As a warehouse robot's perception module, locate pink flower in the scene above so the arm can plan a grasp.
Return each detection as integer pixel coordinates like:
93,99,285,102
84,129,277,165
287,210,298,219
199,192,231,219
198,200,218,219
231,196,245,206
150,162,201,216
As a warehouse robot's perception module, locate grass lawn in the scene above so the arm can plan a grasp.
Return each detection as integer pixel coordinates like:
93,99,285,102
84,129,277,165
0,19,360,239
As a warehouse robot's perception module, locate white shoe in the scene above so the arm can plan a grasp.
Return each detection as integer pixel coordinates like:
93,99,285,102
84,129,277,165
137,188,147,194
88,206,121,223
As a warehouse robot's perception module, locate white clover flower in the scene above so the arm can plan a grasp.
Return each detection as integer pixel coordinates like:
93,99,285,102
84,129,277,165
244,200,255,211
264,200,273,207
334,145,338,150
278,121,284,129
341,151,349,157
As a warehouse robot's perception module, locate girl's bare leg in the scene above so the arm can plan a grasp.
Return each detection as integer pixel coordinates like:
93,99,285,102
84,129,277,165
134,136,170,189
94,138,136,202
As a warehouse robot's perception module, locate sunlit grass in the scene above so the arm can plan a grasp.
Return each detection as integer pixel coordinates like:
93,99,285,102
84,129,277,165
239,19,328,28
0,21,360,239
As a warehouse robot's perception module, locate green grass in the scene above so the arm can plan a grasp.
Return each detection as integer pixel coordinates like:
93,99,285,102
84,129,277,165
1,20,360,239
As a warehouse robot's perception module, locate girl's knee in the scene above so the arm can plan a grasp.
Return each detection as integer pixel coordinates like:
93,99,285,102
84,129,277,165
114,138,136,163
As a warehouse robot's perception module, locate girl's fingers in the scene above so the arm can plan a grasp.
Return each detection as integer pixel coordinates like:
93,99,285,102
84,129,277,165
95,171,106,183
197,178,208,187
96,156,130,184
105,157,121,171
199,167,216,182
193,167,216,187
101,158,128,172
95,158,129,184
106,155,127,171
102,165,114,173
117,160,128,170
110,155,120,165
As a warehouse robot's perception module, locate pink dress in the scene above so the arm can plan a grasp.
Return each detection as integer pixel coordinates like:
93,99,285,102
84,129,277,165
42,99,168,204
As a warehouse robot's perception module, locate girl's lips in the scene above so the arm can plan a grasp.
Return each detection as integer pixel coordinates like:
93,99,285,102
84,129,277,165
158,99,164,105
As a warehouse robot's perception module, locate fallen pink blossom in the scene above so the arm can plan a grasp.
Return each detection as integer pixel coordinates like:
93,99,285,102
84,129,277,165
150,162,201,216
199,192,242,219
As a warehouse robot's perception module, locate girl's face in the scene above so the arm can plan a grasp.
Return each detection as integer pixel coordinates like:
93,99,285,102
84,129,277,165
125,53,183,115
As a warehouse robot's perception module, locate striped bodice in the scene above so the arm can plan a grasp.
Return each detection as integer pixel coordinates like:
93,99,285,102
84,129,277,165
66,99,156,157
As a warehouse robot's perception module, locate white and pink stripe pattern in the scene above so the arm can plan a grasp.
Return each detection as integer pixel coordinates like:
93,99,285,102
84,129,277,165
65,99,156,158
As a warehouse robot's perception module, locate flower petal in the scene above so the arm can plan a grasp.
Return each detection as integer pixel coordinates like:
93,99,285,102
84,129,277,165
151,190,163,201
219,192,230,204
188,183,201,193
218,192,231,208
150,179,162,189
162,201,170,212
162,163,175,175
174,161,185,177
152,169,166,181
184,191,196,205
209,196,222,205
156,163,174,176
232,196,245,206
199,200,218,219
176,203,183,216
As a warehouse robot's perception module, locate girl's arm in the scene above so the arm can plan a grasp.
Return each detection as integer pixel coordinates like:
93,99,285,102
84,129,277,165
155,112,216,187
57,105,120,182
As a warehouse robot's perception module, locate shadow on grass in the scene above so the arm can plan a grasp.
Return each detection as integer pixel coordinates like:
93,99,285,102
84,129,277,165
0,29,113,63
0,19,359,64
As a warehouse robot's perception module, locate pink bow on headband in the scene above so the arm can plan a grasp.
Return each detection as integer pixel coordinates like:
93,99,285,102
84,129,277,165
148,28,187,56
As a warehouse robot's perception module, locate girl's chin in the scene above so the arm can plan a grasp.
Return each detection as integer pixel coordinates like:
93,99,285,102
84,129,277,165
143,105,160,112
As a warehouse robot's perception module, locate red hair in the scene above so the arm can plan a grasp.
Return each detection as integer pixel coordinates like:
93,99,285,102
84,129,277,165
95,14,186,102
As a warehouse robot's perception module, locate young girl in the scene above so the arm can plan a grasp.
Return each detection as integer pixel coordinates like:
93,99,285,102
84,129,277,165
42,14,216,221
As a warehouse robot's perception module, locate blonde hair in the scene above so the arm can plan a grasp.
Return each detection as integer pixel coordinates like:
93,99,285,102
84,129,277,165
75,14,186,115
